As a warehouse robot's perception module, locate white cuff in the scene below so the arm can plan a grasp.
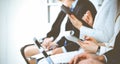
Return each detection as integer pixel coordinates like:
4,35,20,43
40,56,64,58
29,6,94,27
61,46,67,53
99,46,113,55
98,46,107,55
103,55,108,63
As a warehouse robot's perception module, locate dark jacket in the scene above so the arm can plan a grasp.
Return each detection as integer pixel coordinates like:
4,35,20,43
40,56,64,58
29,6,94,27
105,31,120,64
46,0,97,52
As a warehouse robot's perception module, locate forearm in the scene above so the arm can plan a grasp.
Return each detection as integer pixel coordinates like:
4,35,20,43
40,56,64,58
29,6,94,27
80,26,113,42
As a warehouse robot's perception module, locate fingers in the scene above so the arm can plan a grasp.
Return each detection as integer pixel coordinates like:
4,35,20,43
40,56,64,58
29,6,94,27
78,41,87,50
68,14,78,23
69,56,74,64
84,35,96,42
73,56,79,64
82,11,89,22
69,53,88,64
87,10,92,18
47,43,58,50
41,37,54,49
77,40,83,46
82,14,89,22
68,14,83,30
84,35,98,44
69,55,80,64
82,10,93,27
84,35,91,40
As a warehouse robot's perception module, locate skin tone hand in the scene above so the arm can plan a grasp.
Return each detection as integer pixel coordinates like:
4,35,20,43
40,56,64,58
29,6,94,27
68,10,94,30
41,37,53,49
82,10,93,27
84,36,98,44
77,58,104,64
69,52,105,64
46,42,58,50
79,40,99,53
68,14,83,30
41,37,58,51
84,36,106,47
41,37,63,55
78,36,99,53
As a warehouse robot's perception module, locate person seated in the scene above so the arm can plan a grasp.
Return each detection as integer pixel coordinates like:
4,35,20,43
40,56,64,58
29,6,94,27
68,0,120,55
37,0,120,64
69,30,120,64
22,1,97,62
41,0,97,55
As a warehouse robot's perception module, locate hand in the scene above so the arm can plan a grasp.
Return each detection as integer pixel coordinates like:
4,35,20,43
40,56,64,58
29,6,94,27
84,36,105,46
84,36,98,45
69,53,98,64
69,52,104,64
79,41,99,53
78,36,99,53
68,14,83,30
41,38,53,49
82,10,93,27
77,58,104,64
46,42,58,50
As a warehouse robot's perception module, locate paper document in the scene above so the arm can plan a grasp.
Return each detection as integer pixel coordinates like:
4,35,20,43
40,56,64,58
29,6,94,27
38,51,80,64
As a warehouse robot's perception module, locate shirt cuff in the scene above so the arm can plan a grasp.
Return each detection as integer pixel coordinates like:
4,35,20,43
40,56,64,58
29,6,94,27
98,46,113,55
61,46,67,53
103,55,108,63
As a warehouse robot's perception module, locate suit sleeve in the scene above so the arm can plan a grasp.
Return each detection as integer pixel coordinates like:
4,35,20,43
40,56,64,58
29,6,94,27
47,11,66,39
104,31,120,64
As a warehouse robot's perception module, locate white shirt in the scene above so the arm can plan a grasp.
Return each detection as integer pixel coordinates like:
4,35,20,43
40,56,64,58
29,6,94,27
70,0,78,11
99,14,120,55
80,0,117,43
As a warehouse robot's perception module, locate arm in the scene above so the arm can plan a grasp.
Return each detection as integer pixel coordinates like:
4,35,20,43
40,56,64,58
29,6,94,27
97,15,120,55
77,36,111,54
69,52,105,64
69,12,115,43
47,11,66,39
69,31,120,64
104,31,120,64
80,8,115,43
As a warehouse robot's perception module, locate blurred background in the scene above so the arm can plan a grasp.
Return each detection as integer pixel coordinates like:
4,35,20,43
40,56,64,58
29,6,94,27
0,0,103,64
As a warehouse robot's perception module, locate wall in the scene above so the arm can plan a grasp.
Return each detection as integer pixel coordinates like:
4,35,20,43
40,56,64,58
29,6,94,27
0,0,9,64
0,0,49,64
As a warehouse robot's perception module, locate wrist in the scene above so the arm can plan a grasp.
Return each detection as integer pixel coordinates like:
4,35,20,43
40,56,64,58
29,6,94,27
80,22,83,28
78,23,83,30
94,45,100,54
98,55,106,63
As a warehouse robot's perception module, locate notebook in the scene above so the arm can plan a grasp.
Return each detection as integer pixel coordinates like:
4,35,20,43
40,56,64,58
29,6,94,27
37,51,81,64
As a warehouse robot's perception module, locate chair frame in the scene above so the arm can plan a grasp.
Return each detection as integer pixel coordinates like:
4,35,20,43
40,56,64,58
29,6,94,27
20,44,37,64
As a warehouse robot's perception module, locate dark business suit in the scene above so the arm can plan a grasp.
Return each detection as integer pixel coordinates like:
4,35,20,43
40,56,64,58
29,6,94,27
46,0,97,52
104,31,120,64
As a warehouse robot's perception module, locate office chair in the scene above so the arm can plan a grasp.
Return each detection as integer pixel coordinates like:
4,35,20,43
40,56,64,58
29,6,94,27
20,44,40,64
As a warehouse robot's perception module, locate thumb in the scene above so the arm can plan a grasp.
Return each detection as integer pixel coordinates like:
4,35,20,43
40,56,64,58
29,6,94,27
84,36,91,40
77,41,84,48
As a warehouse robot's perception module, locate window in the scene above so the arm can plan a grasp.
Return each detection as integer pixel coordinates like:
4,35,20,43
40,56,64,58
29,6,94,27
47,0,61,25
